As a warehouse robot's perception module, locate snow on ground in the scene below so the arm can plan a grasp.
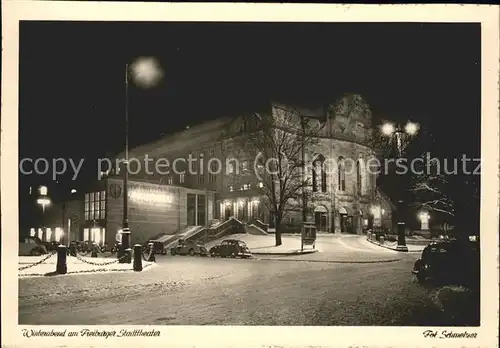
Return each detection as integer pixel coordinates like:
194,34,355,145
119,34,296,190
18,254,155,278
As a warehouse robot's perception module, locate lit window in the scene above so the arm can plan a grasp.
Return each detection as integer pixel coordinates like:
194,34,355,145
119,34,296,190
92,228,101,244
85,190,106,221
180,174,185,183
242,160,249,172
30,228,35,237
167,176,173,185
338,157,346,191
46,228,52,242
55,228,63,242
229,185,234,192
83,228,89,241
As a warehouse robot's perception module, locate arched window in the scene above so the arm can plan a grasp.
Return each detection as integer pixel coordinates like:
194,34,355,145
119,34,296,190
338,157,346,192
312,154,327,192
356,158,366,195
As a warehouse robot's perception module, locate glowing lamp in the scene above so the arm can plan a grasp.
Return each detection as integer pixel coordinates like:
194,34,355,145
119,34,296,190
370,206,381,218
419,211,430,230
380,123,395,136
37,197,51,212
39,186,48,195
130,57,164,89
405,121,419,136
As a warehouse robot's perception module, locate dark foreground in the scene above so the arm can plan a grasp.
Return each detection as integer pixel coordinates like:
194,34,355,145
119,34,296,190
19,255,479,326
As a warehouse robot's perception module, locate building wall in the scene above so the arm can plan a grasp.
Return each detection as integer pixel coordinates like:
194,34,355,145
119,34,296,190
104,178,214,246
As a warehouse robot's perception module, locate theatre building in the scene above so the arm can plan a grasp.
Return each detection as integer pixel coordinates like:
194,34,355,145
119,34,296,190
110,95,394,235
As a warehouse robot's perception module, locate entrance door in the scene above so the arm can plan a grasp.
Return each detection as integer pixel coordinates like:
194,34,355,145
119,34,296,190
346,216,354,233
340,214,352,233
314,212,327,232
224,205,232,221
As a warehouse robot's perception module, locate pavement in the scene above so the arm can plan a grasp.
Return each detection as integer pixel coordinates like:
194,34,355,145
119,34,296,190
18,251,479,326
18,253,156,277
366,237,427,253
18,235,402,280
18,234,479,326
204,233,403,263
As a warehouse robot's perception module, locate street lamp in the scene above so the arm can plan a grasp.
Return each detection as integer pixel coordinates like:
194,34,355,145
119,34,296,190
380,121,419,157
36,187,51,243
380,120,419,252
120,57,163,262
37,197,51,213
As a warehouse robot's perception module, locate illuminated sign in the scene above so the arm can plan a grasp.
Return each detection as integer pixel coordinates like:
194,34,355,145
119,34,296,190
129,188,172,204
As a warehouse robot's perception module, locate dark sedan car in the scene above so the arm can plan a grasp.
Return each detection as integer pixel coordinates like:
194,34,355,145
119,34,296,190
209,239,252,258
170,239,209,256
412,240,479,286
143,240,167,255
19,236,48,256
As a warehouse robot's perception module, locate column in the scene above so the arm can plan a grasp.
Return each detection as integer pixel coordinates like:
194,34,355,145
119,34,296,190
194,194,198,225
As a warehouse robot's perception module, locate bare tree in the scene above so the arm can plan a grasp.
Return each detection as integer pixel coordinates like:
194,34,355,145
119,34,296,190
237,104,323,246
409,151,480,238
369,122,480,239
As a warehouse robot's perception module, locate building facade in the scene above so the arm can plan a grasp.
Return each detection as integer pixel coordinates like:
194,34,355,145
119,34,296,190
34,178,214,246
109,95,394,235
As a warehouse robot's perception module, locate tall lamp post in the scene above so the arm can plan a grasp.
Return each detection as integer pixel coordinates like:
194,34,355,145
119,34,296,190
380,121,419,252
120,57,163,263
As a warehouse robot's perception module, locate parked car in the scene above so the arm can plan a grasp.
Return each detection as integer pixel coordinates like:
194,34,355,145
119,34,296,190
209,239,252,258
143,240,167,255
19,236,48,256
412,240,480,286
170,239,208,256
43,240,59,252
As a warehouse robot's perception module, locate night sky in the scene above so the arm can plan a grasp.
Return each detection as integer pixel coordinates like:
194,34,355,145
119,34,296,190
19,21,481,195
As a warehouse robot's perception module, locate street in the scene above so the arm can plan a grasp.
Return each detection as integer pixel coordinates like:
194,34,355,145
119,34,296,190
18,236,469,326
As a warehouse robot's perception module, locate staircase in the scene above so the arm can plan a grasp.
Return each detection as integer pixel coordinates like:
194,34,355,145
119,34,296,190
186,217,245,244
153,226,205,249
246,219,269,235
